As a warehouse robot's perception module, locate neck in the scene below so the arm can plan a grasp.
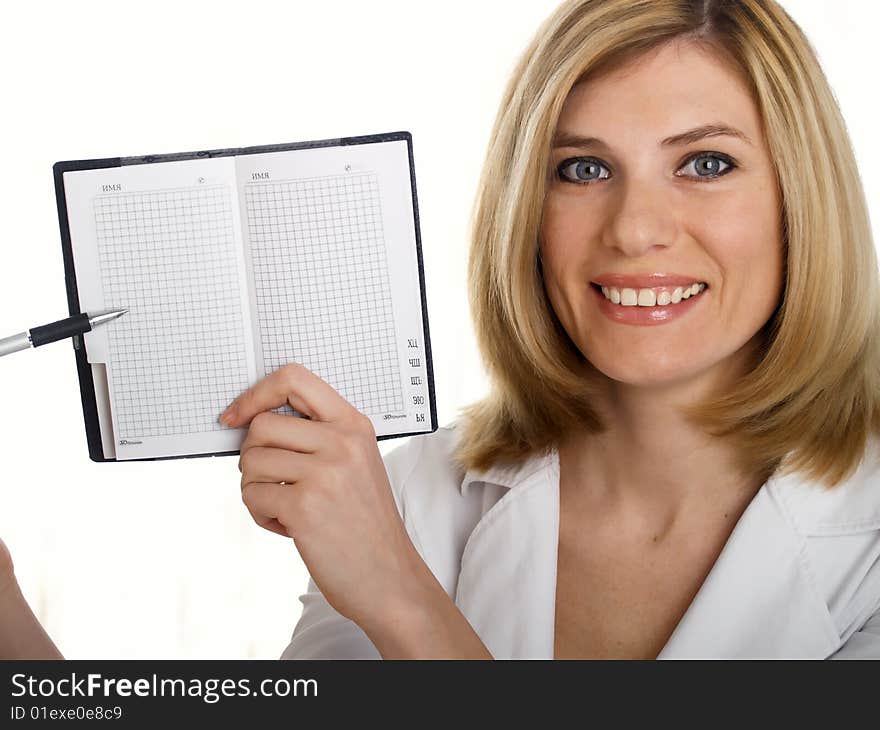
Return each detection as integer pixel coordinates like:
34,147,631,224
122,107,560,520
561,352,767,530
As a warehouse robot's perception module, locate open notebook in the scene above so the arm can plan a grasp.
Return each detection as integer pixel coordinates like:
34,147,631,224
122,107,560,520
53,131,437,462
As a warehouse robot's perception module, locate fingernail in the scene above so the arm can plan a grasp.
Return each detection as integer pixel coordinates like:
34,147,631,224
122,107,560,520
219,406,236,426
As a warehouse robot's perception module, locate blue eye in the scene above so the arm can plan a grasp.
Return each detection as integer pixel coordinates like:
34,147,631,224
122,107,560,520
676,152,736,182
556,158,610,184
556,152,737,185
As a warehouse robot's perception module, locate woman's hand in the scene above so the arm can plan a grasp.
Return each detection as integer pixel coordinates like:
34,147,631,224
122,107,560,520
220,363,433,636
0,537,64,659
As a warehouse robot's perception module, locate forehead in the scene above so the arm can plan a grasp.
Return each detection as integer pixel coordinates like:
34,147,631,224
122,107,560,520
559,41,762,145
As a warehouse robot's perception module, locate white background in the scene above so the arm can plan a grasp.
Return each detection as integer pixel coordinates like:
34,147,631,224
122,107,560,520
0,0,876,658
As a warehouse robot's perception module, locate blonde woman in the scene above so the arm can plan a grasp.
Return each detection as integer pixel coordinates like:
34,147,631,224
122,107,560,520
229,0,880,659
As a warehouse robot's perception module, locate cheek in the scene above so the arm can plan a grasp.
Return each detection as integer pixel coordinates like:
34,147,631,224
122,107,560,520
539,202,589,331
539,193,596,277
688,191,784,318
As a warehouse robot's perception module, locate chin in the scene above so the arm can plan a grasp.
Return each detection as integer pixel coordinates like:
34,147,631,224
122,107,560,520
588,352,715,390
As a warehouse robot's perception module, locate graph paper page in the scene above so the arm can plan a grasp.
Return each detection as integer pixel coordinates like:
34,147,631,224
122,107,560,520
63,158,257,460
235,140,430,437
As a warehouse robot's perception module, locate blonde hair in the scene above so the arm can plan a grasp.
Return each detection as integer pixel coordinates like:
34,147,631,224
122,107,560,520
452,0,880,490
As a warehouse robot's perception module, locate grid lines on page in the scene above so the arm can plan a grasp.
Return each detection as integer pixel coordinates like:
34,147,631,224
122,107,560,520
245,173,402,418
94,185,251,440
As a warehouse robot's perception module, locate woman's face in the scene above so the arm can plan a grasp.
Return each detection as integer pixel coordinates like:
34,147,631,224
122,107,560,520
539,41,784,389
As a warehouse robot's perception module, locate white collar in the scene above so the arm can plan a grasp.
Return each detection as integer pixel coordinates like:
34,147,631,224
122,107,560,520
771,434,880,535
460,446,555,497
459,432,880,535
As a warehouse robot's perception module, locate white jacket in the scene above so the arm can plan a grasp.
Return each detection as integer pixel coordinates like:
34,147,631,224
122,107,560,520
281,421,880,659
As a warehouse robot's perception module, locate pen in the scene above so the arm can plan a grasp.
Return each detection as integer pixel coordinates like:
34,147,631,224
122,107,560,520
0,308,128,358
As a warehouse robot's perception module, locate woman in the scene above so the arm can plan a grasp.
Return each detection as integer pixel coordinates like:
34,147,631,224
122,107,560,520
227,0,880,659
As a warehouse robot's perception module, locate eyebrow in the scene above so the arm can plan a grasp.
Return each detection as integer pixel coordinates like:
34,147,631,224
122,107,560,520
552,123,753,150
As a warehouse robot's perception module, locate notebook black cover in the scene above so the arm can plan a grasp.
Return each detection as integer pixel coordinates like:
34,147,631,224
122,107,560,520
52,131,438,462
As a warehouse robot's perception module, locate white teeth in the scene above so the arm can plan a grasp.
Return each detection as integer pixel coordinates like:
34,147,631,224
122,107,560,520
599,282,705,307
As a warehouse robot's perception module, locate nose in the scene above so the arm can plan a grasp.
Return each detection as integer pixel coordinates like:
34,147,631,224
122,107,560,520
602,176,677,258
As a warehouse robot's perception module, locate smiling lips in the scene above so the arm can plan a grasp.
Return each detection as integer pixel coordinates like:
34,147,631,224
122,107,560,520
591,273,708,307
589,275,710,326
600,282,706,306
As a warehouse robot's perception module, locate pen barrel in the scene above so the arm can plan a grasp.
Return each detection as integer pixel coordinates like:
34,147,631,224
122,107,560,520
0,332,31,356
29,313,91,347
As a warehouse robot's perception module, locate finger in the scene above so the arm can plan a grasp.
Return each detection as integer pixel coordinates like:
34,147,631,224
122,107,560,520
244,508,289,538
261,518,289,538
241,495,290,537
238,412,329,467
238,446,308,486
241,482,304,534
221,363,360,428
